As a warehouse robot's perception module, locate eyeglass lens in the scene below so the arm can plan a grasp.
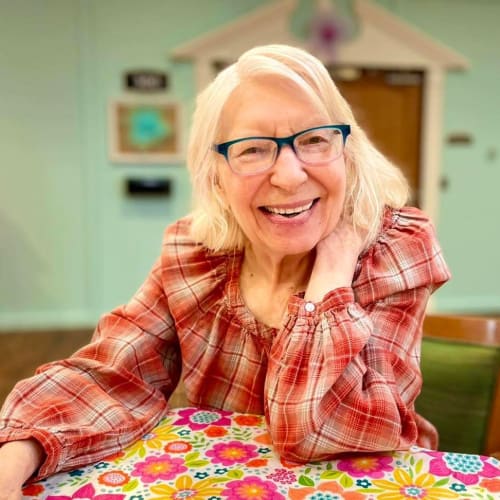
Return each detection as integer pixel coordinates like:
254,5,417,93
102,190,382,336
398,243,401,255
228,127,344,175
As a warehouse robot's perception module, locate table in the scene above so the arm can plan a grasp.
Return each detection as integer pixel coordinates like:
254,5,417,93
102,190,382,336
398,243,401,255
22,407,500,499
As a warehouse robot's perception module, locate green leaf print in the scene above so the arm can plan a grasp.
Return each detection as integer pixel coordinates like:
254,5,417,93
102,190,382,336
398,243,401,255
433,478,450,487
227,469,244,479
189,433,208,448
339,474,354,488
298,475,315,487
122,479,139,492
415,459,424,474
233,428,252,441
319,470,342,480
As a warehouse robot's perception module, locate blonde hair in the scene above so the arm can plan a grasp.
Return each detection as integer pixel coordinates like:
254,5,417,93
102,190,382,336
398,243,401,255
187,44,409,251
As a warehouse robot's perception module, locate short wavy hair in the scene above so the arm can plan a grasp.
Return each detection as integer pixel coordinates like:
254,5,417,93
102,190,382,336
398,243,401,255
187,44,409,251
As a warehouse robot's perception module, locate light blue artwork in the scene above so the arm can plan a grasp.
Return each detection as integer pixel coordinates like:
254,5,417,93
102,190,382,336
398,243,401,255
128,106,171,149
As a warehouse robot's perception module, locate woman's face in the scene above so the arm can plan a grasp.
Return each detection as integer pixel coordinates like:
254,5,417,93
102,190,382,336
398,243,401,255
217,78,346,260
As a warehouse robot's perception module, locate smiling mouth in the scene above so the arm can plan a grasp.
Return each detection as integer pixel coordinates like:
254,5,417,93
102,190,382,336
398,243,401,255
260,198,319,218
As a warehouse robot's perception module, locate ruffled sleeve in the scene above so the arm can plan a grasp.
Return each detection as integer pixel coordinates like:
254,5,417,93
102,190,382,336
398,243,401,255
355,206,451,304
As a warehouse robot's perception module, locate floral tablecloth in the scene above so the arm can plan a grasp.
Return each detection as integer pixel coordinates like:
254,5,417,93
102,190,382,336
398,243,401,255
22,407,500,499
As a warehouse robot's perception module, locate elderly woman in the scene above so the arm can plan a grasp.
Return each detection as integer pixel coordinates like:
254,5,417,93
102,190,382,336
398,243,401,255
0,44,450,496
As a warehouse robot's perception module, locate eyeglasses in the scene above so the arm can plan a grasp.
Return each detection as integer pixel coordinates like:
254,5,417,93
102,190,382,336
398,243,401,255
214,124,350,176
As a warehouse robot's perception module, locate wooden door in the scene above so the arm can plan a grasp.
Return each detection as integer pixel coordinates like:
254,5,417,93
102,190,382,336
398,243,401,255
331,68,424,205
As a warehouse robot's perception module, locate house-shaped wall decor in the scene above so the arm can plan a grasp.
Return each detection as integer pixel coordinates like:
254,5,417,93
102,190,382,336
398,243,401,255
171,0,468,223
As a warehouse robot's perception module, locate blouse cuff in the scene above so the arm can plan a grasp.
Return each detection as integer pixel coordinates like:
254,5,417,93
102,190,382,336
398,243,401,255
287,286,356,317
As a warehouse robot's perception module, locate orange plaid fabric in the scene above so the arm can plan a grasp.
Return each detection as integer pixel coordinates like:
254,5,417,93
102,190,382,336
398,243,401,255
0,206,450,479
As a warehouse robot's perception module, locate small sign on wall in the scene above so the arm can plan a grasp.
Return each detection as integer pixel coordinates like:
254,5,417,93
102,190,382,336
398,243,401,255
108,96,183,164
124,70,168,92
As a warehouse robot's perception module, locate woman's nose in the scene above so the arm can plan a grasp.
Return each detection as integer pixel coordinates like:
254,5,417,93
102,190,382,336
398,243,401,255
269,145,308,191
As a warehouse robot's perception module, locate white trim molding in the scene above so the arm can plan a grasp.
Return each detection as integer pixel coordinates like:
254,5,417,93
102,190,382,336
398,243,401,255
0,309,98,332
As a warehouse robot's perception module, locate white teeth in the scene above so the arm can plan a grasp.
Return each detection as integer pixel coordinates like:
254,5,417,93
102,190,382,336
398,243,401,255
265,200,314,215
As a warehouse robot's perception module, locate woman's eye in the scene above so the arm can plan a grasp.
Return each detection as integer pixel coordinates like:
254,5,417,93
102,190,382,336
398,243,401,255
240,146,262,156
300,135,328,146
233,142,270,159
310,135,327,144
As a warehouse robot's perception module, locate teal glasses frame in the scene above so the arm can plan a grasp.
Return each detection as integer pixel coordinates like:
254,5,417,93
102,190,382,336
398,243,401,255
214,124,351,175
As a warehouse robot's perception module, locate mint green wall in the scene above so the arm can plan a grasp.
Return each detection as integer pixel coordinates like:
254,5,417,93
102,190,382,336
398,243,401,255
0,0,88,327
82,0,267,318
1,0,498,330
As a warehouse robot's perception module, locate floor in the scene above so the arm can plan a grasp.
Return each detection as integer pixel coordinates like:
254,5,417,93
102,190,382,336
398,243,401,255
0,328,93,406
0,328,188,408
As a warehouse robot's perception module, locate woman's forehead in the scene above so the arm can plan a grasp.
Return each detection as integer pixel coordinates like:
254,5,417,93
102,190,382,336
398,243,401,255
218,78,329,138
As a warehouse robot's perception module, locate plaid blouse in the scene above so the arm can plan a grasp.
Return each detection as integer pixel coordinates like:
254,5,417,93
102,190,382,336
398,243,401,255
0,206,450,479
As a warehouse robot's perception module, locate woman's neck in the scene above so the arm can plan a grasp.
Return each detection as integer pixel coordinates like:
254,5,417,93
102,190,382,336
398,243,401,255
242,244,314,292
239,245,315,329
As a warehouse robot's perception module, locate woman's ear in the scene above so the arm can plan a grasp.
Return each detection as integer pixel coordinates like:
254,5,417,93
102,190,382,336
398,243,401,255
214,174,225,195
214,174,229,210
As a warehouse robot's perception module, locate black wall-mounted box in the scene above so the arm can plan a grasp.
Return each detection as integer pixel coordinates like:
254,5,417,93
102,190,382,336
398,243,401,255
126,178,171,196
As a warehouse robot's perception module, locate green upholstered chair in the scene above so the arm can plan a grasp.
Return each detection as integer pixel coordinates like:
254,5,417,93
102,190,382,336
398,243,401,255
415,314,500,458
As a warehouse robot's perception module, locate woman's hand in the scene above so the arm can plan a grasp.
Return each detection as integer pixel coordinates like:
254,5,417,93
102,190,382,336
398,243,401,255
305,222,366,302
0,439,44,499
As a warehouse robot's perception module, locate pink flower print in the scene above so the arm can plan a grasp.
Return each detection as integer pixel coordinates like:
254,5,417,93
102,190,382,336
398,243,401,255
206,441,259,466
222,475,286,500
173,408,232,430
45,483,125,499
97,470,130,487
427,451,500,485
131,454,187,483
266,468,297,484
337,453,394,478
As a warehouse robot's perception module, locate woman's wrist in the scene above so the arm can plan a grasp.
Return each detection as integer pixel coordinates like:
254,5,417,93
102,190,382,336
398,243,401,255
305,255,357,302
0,439,45,486
304,277,351,302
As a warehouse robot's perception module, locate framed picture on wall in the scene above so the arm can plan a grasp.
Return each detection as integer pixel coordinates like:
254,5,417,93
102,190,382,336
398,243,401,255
108,96,183,163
